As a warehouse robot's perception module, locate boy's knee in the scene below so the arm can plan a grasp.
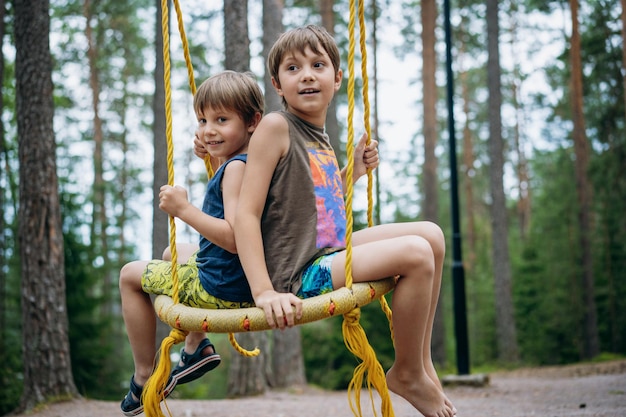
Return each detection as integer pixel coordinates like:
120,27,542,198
403,236,435,273
420,221,445,256
119,261,142,291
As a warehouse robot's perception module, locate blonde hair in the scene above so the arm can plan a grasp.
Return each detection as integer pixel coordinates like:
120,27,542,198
267,25,341,106
194,70,264,125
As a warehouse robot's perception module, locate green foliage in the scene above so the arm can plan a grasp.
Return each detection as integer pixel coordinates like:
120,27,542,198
62,191,124,400
302,318,356,389
169,334,231,399
591,144,626,354
301,296,395,390
2,1,625,405
0,247,22,414
0,340,22,415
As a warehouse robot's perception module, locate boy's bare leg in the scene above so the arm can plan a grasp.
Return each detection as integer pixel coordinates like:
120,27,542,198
352,222,455,412
119,260,156,392
162,242,199,263
332,231,453,417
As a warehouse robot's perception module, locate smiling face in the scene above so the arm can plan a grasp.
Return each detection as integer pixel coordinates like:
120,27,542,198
192,71,264,163
272,44,342,126
268,25,342,126
195,106,254,162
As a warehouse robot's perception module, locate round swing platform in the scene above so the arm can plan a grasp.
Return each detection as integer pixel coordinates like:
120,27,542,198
155,277,396,333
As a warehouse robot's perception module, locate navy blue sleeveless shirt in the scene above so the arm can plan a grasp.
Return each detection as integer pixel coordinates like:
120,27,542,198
196,154,253,302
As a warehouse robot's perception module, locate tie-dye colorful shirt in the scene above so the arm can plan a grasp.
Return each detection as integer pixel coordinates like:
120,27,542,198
261,111,346,295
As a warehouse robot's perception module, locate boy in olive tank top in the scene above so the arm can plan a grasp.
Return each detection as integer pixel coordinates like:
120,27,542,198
234,26,456,417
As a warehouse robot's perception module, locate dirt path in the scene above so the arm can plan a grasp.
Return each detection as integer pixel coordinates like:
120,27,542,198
10,360,626,417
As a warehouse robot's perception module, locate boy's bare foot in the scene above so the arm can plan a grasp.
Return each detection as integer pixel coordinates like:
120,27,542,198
387,366,454,417
424,360,457,414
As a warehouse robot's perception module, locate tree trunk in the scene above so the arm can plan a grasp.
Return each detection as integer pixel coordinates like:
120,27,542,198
227,333,270,396
224,1,270,396
224,0,250,72
507,5,531,242
568,0,599,360
153,0,169,260
153,0,172,345
262,0,284,113
320,0,342,158
0,0,6,365
512,76,531,241
261,0,307,389
486,0,519,364
420,0,446,367
84,0,109,270
622,0,626,122
460,68,477,272
272,327,306,388
15,0,79,410
371,0,381,225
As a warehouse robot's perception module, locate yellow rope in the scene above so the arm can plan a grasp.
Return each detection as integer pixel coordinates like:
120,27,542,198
356,0,394,343
141,2,182,415
342,2,394,417
143,2,252,415
145,2,394,416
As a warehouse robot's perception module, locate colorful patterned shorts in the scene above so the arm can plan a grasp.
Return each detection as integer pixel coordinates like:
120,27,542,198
297,253,337,299
141,253,254,309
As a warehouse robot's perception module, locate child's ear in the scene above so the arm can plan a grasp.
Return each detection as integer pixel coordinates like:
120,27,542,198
247,112,263,132
334,69,343,92
271,77,284,96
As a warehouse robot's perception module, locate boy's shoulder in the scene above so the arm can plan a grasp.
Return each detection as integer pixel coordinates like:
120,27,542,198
257,111,290,136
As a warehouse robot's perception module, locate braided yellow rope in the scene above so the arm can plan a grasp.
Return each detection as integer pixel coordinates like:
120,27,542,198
356,0,394,343
142,1,184,415
341,2,394,417
144,2,248,416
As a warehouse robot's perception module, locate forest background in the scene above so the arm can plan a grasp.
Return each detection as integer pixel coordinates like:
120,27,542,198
1,0,625,414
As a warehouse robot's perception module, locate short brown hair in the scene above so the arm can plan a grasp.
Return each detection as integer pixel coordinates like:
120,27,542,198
267,25,341,98
194,71,264,125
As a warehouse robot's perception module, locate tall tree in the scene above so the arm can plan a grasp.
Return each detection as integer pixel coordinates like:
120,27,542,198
0,0,5,369
420,0,446,367
83,0,111,289
370,0,381,225
320,0,341,154
153,0,169,260
486,0,519,363
621,0,626,121
224,0,250,72
507,1,531,241
224,0,270,396
14,0,79,410
153,0,172,347
261,0,308,390
568,0,599,359
262,0,284,113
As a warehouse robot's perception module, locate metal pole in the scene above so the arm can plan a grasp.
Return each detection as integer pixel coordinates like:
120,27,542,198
443,0,470,375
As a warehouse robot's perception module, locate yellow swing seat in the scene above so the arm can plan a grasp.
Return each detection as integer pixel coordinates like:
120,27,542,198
154,277,396,333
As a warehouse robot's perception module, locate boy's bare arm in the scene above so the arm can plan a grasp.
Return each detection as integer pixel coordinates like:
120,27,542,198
159,184,237,253
235,113,303,329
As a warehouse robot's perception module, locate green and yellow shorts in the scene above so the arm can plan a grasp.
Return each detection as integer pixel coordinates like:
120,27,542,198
141,253,254,309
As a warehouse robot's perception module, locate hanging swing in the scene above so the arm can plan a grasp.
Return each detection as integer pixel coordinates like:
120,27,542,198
143,1,396,417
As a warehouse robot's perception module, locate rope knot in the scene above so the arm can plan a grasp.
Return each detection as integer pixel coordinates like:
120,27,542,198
344,307,361,325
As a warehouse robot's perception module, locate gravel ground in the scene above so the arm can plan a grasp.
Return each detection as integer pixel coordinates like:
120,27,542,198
9,360,626,417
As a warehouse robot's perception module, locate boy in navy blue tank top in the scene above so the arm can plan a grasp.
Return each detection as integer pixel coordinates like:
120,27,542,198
118,71,263,416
